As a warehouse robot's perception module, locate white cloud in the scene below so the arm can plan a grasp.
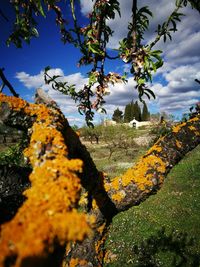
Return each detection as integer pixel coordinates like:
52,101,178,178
16,71,44,89
80,0,93,15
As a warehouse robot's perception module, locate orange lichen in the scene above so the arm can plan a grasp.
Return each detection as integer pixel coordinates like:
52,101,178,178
176,140,182,148
95,235,107,265
97,222,106,235
111,178,120,190
111,191,125,202
92,198,99,210
172,122,186,133
189,125,196,131
115,152,166,190
78,192,89,207
69,258,89,267
147,144,162,154
0,94,91,266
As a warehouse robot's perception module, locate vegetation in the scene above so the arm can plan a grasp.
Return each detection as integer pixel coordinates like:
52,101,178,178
0,143,26,167
112,108,124,123
141,101,150,121
124,100,150,122
0,1,200,267
104,144,200,266
81,124,151,176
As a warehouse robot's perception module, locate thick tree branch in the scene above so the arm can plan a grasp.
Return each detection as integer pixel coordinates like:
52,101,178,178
1,92,200,266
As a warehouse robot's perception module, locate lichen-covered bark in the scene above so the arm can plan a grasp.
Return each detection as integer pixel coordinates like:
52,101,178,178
1,93,200,267
104,117,200,210
0,94,91,267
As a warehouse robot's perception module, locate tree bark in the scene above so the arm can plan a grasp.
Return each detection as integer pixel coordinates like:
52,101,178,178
1,92,200,266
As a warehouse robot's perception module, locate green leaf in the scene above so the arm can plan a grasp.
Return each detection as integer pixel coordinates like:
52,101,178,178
88,72,97,86
155,60,163,69
138,6,153,17
44,66,51,72
151,61,157,72
31,28,39,37
138,78,146,85
36,1,46,17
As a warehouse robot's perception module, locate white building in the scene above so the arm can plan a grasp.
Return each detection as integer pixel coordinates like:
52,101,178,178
129,118,151,129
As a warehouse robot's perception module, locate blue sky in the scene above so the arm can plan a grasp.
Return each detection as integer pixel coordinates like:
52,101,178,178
1,0,200,126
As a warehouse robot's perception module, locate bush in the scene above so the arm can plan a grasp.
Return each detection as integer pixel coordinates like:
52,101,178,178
0,142,27,167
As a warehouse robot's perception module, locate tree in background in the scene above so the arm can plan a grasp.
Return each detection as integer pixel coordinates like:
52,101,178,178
142,101,150,121
124,100,142,121
124,103,132,122
112,107,123,123
133,101,142,121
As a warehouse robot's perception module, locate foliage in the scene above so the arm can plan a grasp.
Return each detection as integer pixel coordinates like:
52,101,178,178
124,102,132,122
124,100,150,122
133,101,142,121
2,0,199,125
142,101,150,121
112,108,123,123
0,142,27,167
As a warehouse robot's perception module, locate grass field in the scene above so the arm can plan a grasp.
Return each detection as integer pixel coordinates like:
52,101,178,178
102,144,200,266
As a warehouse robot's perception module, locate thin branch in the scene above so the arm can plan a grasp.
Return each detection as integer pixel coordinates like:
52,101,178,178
0,8,9,22
132,0,137,54
0,68,19,97
148,5,181,50
69,0,86,53
195,78,200,84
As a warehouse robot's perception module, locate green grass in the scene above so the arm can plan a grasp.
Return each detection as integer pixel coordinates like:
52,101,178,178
86,142,148,178
104,145,200,266
83,125,152,178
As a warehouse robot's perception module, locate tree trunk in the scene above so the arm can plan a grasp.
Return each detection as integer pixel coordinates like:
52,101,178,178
0,92,200,267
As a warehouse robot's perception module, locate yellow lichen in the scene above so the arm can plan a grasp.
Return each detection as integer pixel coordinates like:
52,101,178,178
69,258,89,267
0,94,91,266
112,191,125,202
189,125,196,131
115,154,166,191
147,144,162,154
176,140,182,148
111,178,120,190
97,222,106,235
172,122,186,133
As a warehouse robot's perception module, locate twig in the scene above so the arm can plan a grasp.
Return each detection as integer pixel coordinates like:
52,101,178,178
0,68,19,97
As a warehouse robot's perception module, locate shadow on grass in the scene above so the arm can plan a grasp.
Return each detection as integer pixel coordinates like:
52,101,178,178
132,227,200,267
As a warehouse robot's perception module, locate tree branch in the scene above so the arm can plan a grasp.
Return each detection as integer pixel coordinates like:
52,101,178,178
132,0,137,54
1,93,200,266
195,78,200,84
0,68,19,97
0,8,9,22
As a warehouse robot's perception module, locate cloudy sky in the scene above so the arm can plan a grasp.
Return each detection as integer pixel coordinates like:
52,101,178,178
1,0,200,126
